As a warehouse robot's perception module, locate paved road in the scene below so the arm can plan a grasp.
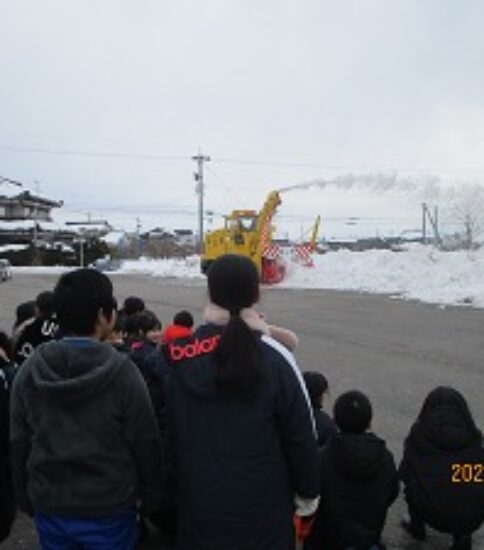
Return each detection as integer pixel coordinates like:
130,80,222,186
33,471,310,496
1,273,483,549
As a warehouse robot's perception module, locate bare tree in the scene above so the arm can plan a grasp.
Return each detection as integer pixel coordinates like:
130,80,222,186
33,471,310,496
450,184,484,249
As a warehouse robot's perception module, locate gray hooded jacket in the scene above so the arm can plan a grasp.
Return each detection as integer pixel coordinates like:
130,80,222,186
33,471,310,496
10,339,163,517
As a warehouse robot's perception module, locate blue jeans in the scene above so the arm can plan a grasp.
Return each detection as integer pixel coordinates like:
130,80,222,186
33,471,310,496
35,511,138,550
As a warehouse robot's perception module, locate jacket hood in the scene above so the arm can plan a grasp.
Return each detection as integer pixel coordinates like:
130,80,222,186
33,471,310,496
410,386,482,452
330,432,387,480
410,408,480,453
29,339,126,403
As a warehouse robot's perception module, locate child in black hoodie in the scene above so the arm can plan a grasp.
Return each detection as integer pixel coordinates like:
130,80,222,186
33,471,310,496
14,291,58,364
0,333,15,543
400,387,484,550
304,390,399,550
303,372,337,447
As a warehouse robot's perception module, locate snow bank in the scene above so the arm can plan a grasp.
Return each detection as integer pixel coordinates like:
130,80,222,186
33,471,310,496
118,247,484,308
0,244,29,253
10,247,484,309
281,245,484,308
119,256,204,280
12,266,71,275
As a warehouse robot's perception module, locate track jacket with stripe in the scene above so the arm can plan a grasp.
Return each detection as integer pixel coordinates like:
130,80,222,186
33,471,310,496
165,323,320,550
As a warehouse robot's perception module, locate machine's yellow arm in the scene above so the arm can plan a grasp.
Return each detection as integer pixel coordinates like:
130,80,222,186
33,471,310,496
310,215,321,250
254,191,282,255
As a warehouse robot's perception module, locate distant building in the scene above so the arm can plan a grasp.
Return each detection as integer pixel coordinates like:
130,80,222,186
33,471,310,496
0,190,63,221
0,187,67,247
146,227,175,241
64,220,112,237
174,229,196,247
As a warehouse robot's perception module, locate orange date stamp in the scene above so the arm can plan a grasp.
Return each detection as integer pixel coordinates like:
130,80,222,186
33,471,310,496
451,464,484,483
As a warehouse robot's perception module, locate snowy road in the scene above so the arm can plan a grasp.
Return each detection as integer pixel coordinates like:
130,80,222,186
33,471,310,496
1,273,483,549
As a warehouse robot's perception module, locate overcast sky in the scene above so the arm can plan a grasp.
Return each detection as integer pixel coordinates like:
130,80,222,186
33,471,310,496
1,0,484,236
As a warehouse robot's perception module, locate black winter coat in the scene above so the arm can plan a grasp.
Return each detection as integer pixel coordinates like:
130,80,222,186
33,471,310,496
131,341,166,432
14,316,59,364
166,324,320,550
313,407,337,447
0,368,16,543
304,432,399,550
399,407,484,535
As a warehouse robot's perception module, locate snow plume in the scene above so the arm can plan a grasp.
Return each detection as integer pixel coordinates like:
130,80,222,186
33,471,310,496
278,173,446,199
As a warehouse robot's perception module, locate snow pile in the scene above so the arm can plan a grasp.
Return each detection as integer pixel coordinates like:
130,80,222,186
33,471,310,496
281,245,484,308
118,247,484,308
10,247,484,308
12,266,71,275
119,256,204,280
0,244,29,253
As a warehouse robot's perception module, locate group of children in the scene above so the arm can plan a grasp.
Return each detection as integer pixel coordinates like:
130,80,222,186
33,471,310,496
0,270,483,550
303,373,483,550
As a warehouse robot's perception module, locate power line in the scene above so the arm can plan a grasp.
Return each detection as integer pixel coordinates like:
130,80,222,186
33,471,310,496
213,157,484,176
0,145,189,161
205,164,245,205
3,144,484,175
0,175,23,187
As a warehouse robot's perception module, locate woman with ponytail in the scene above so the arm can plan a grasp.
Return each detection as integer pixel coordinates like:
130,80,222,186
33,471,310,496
165,254,319,550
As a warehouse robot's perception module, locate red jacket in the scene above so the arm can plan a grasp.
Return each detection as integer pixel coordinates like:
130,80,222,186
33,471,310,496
162,325,193,345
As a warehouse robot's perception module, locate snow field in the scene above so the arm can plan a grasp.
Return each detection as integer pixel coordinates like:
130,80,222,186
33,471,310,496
10,246,484,309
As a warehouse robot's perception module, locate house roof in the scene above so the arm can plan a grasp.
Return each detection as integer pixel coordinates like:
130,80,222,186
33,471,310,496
0,189,63,208
0,220,65,231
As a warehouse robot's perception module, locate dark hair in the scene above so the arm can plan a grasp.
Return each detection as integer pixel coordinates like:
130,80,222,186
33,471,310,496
174,310,194,328
208,255,261,396
136,310,161,335
15,301,36,327
123,296,145,316
0,331,13,361
123,314,139,338
54,269,116,336
418,386,480,441
303,372,329,408
334,390,373,434
36,291,55,319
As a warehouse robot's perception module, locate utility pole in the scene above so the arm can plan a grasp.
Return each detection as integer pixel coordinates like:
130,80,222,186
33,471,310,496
33,180,40,250
192,152,211,254
79,232,85,268
32,180,41,265
422,203,427,245
136,217,142,258
422,203,441,247
434,205,440,245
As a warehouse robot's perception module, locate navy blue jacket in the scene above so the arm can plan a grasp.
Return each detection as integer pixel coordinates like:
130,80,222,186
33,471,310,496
165,324,319,550
313,407,337,447
131,342,167,433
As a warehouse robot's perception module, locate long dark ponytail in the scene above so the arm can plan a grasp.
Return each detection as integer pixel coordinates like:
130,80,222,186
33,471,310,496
208,255,262,397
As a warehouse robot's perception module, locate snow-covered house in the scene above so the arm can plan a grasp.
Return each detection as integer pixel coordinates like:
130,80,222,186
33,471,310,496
0,190,63,221
64,220,112,237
